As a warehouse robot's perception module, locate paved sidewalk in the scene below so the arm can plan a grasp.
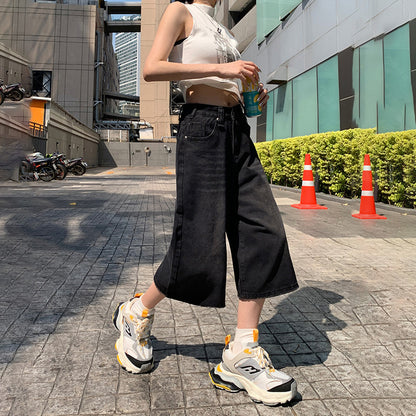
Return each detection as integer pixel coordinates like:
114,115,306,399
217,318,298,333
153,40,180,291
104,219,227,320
0,168,415,416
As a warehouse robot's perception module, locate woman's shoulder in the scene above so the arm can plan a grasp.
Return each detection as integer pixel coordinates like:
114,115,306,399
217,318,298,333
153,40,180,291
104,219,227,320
164,1,191,17
160,1,192,29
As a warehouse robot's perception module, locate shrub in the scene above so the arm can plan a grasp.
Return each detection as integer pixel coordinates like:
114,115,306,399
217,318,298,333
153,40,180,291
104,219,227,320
255,129,416,208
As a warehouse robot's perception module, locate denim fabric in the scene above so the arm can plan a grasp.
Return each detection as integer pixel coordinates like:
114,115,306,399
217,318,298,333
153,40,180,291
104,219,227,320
154,103,298,307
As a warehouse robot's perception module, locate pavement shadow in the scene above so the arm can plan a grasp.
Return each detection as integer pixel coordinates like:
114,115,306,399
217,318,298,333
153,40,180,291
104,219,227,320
0,185,175,365
151,285,345,364
0,179,346,410
147,285,346,406
260,286,347,368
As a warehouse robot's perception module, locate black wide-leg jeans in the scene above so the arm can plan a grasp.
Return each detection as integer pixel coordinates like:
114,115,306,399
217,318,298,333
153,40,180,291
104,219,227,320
154,103,298,307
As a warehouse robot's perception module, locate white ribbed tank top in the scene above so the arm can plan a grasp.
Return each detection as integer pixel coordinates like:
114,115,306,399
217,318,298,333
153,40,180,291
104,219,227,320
168,2,241,100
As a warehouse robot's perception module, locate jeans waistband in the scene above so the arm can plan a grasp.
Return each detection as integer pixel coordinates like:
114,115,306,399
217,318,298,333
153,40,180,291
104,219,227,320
180,103,245,123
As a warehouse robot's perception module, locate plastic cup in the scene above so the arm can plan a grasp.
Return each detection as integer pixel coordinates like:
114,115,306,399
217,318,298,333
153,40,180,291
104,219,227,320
242,79,262,118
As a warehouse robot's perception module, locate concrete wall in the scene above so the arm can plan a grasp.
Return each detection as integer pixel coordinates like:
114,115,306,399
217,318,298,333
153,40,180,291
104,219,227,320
0,110,32,181
99,141,176,167
215,1,256,53
0,96,100,178
47,101,100,166
0,42,32,93
0,0,97,127
231,5,256,53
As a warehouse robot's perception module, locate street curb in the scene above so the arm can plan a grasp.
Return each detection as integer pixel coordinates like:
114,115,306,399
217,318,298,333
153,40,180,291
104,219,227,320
271,184,416,216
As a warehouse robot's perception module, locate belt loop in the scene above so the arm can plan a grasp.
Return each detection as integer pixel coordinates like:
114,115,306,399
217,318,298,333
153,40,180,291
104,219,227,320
218,106,225,125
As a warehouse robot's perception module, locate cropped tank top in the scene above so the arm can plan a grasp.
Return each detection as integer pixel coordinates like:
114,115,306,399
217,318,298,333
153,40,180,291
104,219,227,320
168,3,241,100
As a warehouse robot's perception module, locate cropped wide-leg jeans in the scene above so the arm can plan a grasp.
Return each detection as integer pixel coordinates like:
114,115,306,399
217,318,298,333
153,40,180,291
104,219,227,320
154,103,298,307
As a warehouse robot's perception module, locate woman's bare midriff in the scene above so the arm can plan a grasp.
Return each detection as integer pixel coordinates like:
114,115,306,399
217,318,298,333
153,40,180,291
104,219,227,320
186,84,241,107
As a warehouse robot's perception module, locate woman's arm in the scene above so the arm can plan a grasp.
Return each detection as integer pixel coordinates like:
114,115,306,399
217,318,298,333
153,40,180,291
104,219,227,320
142,2,259,84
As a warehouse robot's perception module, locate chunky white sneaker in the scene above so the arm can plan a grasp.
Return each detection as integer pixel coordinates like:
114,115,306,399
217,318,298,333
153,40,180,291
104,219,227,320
209,335,297,406
113,294,154,374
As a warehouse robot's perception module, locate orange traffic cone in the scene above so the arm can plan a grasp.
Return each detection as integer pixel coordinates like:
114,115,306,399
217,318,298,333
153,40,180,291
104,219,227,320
291,154,328,210
352,154,386,219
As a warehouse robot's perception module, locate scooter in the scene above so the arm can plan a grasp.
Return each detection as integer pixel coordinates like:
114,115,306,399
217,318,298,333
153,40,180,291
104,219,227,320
0,79,26,102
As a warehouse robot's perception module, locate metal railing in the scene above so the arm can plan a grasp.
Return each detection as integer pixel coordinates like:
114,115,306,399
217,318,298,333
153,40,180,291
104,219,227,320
29,121,47,139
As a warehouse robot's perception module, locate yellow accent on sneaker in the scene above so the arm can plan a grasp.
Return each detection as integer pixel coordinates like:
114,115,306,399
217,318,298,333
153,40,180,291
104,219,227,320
208,370,233,391
225,334,231,346
142,309,149,318
244,348,251,354
217,364,222,372
253,329,259,342
134,293,143,298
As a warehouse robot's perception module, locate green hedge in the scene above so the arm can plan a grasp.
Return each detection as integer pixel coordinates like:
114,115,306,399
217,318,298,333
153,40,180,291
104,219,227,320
255,128,416,208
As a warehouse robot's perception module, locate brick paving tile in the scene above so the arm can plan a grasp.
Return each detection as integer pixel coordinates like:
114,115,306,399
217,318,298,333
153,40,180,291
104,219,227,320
0,170,415,415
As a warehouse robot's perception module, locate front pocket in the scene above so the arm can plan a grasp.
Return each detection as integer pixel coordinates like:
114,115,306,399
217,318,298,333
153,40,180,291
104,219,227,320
182,118,218,141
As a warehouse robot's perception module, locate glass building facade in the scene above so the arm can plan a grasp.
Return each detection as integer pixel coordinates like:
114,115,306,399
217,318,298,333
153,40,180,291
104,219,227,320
257,0,301,43
114,25,141,97
265,21,416,141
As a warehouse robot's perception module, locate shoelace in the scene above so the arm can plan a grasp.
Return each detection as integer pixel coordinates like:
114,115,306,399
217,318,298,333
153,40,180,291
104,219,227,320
135,315,154,341
251,346,275,372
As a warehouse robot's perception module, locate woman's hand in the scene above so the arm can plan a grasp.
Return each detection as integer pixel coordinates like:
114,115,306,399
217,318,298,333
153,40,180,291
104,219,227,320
257,83,269,108
218,60,260,85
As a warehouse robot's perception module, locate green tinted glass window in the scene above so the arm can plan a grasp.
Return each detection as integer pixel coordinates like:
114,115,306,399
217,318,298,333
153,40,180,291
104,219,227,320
317,57,340,132
273,81,293,140
293,68,318,137
379,24,416,132
352,39,383,129
266,89,275,140
257,0,302,43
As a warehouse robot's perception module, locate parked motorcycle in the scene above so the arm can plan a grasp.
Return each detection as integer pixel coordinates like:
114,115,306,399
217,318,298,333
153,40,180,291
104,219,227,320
51,153,88,176
51,154,67,180
0,79,26,102
20,153,55,182
20,152,67,181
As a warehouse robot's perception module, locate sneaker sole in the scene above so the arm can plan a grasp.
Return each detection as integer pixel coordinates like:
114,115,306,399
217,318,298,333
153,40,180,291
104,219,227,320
210,363,297,406
115,338,154,374
209,368,242,393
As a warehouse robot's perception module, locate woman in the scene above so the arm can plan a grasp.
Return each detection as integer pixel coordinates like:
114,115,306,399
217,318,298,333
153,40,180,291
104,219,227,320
112,0,299,406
